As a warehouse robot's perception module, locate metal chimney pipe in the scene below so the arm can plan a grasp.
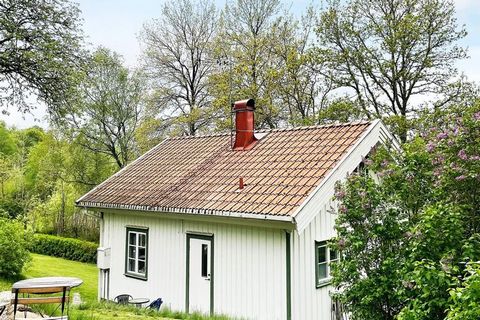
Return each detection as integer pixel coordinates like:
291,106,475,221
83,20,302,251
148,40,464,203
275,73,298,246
233,99,257,150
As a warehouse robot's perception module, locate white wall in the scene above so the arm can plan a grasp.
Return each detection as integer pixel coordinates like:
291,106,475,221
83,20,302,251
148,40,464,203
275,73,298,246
291,200,337,320
102,211,287,320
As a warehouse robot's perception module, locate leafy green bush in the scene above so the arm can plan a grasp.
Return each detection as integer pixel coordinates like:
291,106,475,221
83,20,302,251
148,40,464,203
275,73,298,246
0,198,24,219
0,218,31,277
447,262,480,320
30,233,97,264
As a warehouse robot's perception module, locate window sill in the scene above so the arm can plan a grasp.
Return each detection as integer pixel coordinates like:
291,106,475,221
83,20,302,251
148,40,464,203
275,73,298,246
124,273,148,281
316,278,332,289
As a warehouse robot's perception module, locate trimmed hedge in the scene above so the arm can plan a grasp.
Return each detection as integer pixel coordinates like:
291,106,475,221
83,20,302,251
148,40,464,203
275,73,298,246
30,234,97,264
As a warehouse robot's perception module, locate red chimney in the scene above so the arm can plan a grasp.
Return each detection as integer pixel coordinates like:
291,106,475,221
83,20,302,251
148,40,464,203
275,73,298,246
233,99,257,150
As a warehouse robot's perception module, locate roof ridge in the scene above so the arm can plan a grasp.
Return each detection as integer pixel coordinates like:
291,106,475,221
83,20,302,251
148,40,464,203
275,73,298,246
166,120,372,141
256,120,371,133
168,132,230,140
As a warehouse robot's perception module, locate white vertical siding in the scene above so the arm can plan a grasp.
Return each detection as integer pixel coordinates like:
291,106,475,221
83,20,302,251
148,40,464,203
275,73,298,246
291,199,337,320
103,211,185,309
102,211,287,320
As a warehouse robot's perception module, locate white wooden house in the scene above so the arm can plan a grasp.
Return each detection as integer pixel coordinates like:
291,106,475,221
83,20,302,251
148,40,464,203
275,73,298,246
76,99,396,320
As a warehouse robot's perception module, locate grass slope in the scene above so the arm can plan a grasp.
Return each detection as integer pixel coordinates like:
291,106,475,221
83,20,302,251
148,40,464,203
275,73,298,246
0,254,97,302
25,253,98,302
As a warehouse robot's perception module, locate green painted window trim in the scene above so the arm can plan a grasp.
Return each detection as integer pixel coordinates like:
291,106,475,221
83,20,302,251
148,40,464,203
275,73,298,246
124,226,149,281
314,240,337,289
185,233,214,315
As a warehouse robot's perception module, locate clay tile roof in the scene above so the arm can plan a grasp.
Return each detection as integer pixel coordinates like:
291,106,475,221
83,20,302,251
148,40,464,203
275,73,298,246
77,122,371,217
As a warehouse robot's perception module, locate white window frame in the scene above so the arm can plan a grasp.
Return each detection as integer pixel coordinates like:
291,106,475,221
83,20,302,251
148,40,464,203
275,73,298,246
315,240,338,288
125,227,148,280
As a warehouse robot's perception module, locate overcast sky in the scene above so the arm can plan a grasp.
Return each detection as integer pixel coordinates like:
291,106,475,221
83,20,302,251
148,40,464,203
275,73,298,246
2,0,480,129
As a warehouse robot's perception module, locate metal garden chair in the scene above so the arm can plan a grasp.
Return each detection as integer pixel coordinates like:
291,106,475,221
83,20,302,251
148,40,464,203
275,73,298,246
113,294,132,305
147,298,163,311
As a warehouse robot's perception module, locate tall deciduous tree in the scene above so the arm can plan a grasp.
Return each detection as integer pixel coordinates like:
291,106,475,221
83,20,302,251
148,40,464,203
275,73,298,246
60,48,144,168
213,0,284,129
317,0,467,141
140,0,218,136
0,0,84,114
272,8,335,125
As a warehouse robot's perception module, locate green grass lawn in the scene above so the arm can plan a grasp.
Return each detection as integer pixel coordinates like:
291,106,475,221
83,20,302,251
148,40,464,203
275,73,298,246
0,253,97,302
0,254,232,320
25,253,98,302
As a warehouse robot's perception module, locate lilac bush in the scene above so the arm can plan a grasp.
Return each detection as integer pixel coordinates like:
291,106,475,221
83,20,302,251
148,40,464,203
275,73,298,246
332,102,480,320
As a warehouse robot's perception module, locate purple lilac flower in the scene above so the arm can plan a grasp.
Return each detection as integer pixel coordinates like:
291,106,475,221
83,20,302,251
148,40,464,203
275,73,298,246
452,126,459,136
474,112,480,120
432,156,445,165
450,162,460,171
335,190,346,200
363,158,373,166
437,132,448,140
458,149,468,160
339,205,348,214
426,142,435,152
455,175,467,181
470,155,480,161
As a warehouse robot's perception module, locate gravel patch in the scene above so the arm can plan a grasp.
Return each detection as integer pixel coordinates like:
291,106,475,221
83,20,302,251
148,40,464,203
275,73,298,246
0,291,10,303
0,291,10,320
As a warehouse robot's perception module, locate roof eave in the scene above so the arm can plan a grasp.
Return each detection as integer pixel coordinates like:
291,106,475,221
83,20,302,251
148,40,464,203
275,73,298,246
77,201,296,224
75,138,170,205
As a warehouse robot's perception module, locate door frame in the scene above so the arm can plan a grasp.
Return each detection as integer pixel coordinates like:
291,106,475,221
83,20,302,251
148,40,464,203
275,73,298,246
185,233,214,315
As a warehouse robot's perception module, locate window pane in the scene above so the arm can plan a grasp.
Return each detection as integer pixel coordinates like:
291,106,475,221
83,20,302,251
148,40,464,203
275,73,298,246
128,258,135,272
201,244,208,277
128,245,136,259
318,263,327,280
139,247,146,260
317,245,326,263
138,261,146,274
330,248,338,261
139,233,146,247
129,232,136,246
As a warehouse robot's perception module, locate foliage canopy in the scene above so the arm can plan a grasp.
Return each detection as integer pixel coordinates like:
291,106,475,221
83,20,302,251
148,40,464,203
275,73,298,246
0,0,84,114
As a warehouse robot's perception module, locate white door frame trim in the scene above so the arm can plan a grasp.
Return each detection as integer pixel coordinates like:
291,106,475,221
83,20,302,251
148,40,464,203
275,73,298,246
185,233,214,315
